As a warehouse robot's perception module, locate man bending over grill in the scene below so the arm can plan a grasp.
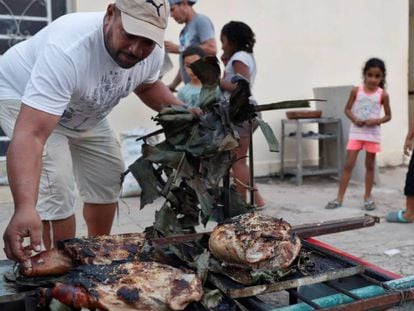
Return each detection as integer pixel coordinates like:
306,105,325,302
0,0,182,263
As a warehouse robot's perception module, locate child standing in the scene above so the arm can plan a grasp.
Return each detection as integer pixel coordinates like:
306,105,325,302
177,46,206,108
219,21,265,209
326,58,391,210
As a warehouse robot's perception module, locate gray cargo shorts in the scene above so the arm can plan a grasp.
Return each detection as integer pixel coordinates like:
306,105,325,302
0,100,125,221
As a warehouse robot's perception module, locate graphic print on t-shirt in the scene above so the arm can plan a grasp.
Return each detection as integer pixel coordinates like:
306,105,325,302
352,96,380,121
60,71,132,130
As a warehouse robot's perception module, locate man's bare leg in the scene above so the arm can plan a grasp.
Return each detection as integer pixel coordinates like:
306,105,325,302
83,202,117,236
42,214,76,249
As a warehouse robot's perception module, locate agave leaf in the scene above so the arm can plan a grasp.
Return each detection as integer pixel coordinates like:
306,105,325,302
228,74,256,124
142,144,184,168
169,182,200,229
198,86,219,110
152,106,195,145
189,56,220,87
153,203,183,236
128,157,160,209
200,152,234,188
257,118,279,152
207,256,253,285
175,124,213,157
142,144,195,180
194,249,210,282
190,57,221,110
176,104,236,158
186,177,214,226
218,133,239,152
254,99,326,112
227,187,253,217
209,186,252,223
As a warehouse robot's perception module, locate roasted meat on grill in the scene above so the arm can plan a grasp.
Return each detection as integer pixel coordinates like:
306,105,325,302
38,261,203,311
20,249,73,277
59,232,146,265
208,212,301,270
20,233,146,277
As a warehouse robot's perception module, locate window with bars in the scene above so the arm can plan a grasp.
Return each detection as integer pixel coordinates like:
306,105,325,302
0,0,68,55
0,0,68,157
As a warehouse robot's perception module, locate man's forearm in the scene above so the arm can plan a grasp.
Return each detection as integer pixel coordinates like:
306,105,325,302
136,80,183,112
7,133,43,212
199,39,217,56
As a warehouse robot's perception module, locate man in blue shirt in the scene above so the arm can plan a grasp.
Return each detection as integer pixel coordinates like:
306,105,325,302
165,0,216,91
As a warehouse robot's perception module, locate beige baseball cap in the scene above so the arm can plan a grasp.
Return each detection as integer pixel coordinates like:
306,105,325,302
115,0,169,47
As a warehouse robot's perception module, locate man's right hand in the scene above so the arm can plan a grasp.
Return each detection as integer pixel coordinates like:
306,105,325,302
3,208,42,263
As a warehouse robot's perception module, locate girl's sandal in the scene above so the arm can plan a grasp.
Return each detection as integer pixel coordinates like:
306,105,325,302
363,199,376,211
325,200,342,209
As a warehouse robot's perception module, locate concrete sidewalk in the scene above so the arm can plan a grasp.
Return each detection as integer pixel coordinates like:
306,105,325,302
0,165,412,279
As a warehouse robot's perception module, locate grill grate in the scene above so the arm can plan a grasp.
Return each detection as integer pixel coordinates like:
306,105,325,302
1,215,414,310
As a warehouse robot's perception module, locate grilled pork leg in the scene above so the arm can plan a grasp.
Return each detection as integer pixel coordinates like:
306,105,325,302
20,233,147,278
38,282,107,310
20,249,73,277
38,261,203,311
209,212,302,271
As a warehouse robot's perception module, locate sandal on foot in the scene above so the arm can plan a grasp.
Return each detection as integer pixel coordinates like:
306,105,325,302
325,200,342,209
363,199,376,211
385,210,413,223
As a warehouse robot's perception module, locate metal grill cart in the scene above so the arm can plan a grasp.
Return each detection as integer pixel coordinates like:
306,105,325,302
151,215,414,310
2,215,414,310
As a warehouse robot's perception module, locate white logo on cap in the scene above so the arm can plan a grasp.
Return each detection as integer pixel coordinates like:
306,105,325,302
146,0,164,17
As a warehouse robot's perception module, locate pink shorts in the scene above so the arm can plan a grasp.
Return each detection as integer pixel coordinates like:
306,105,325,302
346,139,381,153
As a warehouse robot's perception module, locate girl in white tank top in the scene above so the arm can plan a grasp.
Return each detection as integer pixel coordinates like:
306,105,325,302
326,58,391,211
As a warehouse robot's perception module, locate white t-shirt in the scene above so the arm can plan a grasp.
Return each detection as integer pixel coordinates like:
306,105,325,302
222,51,256,98
0,12,163,130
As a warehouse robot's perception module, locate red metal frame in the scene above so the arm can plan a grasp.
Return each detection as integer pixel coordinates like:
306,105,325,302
306,237,402,280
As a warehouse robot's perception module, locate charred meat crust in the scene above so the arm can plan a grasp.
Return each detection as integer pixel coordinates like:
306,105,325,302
20,233,147,277
38,261,203,311
58,233,146,265
209,212,302,271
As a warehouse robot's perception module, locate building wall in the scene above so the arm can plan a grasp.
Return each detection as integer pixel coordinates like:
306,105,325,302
74,0,409,175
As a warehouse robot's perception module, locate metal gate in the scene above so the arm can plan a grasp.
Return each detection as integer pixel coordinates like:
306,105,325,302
0,0,69,163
